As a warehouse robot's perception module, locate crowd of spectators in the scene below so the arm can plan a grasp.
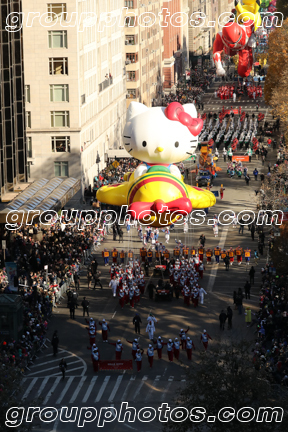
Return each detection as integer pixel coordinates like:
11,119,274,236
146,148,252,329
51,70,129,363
0,214,111,381
252,265,288,385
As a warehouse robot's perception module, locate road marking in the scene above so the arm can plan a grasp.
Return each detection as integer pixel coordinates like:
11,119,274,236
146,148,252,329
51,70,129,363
22,378,37,399
69,376,87,403
108,375,123,402
36,377,49,398
50,366,85,377
122,376,136,401
207,227,229,292
144,375,161,402
123,424,137,430
31,355,74,368
27,360,81,376
56,376,74,405
95,376,110,402
43,377,62,405
112,311,117,319
132,375,148,401
160,380,173,402
82,376,98,403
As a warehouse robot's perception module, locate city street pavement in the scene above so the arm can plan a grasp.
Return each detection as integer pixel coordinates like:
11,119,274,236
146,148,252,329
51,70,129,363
19,86,278,432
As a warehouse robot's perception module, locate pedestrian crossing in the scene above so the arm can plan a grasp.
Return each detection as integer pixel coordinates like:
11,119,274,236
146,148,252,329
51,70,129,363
26,349,87,378
20,373,184,406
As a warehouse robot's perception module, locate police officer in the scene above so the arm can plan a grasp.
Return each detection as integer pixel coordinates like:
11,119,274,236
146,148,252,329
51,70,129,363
81,297,89,317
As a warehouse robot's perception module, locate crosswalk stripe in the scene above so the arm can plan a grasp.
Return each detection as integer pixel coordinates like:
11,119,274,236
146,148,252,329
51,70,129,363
36,377,49,398
132,375,148,401
160,381,173,402
69,376,87,403
82,376,98,403
31,355,74,368
22,378,37,399
95,376,110,402
144,375,161,402
50,366,85,377
28,360,81,375
108,375,123,402
43,377,62,405
56,377,74,405
121,376,136,401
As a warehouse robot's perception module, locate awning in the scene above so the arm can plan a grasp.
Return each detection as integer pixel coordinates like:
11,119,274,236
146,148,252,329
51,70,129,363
106,150,132,159
0,177,80,224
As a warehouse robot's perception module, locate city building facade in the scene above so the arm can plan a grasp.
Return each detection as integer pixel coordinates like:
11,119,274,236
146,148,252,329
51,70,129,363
188,0,233,69
22,0,127,191
0,0,27,199
124,0,164,108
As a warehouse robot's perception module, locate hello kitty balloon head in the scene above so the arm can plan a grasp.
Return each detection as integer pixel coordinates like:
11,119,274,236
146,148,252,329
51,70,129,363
123,102,203,164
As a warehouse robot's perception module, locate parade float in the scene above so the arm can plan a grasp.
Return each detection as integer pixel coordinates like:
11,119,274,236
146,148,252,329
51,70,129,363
213,0,262,77
96,102,216,226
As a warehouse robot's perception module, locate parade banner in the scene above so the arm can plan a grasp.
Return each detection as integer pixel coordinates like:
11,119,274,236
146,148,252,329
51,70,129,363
5,262,18,292
98,360,133,371
232,156,249,162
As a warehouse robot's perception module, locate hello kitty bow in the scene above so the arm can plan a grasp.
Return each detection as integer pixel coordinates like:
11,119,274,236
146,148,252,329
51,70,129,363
164,102,203,137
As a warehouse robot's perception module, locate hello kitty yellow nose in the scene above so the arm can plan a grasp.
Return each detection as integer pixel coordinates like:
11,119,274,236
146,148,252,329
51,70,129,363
156,147,164,153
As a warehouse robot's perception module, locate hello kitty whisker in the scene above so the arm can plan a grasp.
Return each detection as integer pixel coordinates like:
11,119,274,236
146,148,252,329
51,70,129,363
124,136,131,138
128,149,133,153
190,140,197,142
124,143,130,146
186,152,193,155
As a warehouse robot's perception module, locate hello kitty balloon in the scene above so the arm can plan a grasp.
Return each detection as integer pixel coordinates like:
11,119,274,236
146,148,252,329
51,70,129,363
97,102,216,226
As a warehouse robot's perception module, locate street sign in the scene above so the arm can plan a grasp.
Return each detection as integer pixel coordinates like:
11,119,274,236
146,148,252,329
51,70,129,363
2,240,6,249
112,161,119,168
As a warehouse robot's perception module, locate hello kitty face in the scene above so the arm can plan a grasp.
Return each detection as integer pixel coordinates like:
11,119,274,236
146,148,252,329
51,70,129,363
123,102,203,164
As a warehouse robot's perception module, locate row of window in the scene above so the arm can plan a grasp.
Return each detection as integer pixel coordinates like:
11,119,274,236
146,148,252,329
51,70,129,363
25,84,69,103
27,136,70,153
26,111,70,128
27,160,68,178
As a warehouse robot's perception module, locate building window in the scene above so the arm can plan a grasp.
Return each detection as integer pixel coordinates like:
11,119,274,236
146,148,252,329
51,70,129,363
50,84,69,102
25,85,30,103
124,0,134,8
50,111,70,127
127,89,138,99
26,111,31,128
49,57,68,75
48,31,67,48
27,137,32,157
126,53,138,64
47,3,67,19
127,71,137,81
54,161,69,177
51,136,70,152
125,17,135,27
125,35,137,45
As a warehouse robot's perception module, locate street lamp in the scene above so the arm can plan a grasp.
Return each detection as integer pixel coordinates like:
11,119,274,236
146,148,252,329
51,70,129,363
96,151,100,177
202,36,204,70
